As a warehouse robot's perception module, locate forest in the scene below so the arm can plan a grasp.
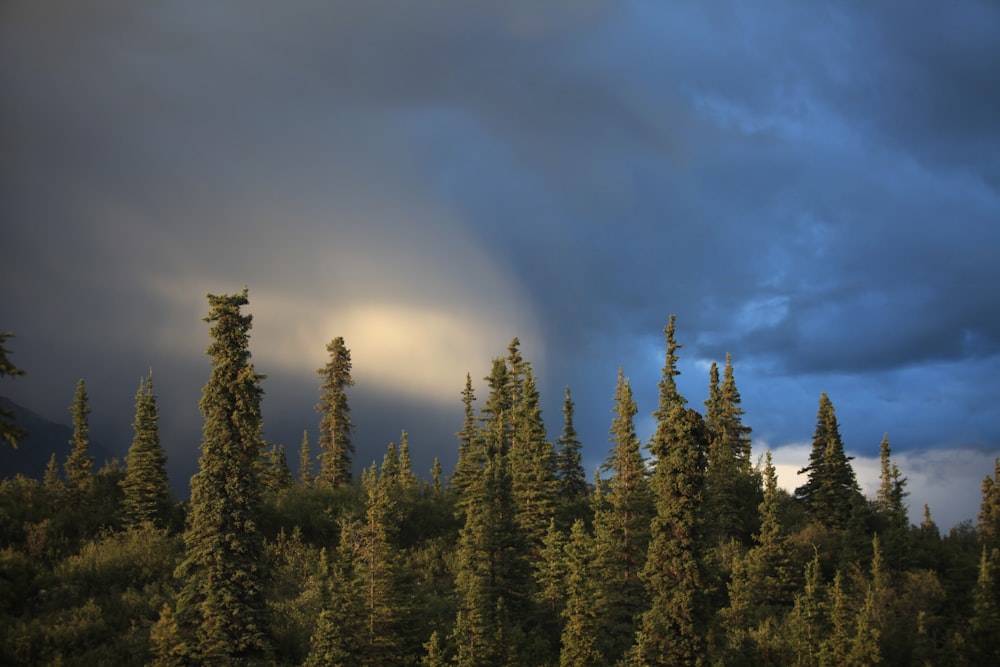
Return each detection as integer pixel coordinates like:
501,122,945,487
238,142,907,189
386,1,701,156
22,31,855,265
1,288,998,666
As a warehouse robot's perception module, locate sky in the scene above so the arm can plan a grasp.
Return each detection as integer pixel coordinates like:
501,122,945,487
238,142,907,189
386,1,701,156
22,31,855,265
2,0,998,529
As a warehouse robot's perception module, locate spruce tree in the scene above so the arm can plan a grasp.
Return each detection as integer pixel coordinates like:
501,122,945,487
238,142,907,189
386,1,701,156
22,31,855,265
509,367,558,558
592,368,653,664
556,386,589,528
967,546,1000,664
635,320,707,666
120,372,171,528
316,336,355,488
398,430,417,491
449,408,535,667
298,430,314,486
64,378,94,493
875,434,910,569
560,520,602,667
173,289,270,663
450,373,481,507
703,354,759,543
795,393,861,530
977,458,1000,547
0,331,26,447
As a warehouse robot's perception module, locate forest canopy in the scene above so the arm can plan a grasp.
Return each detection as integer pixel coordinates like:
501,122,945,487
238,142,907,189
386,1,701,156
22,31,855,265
1,290,998,666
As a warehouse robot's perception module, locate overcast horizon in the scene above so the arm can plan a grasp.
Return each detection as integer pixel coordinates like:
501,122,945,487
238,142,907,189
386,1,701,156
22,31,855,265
2,0,998,529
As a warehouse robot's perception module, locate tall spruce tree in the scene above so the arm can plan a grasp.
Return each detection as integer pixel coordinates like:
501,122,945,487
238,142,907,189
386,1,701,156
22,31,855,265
634,318,708,666
449,397,535,667
316,336,355,488
556,386,589,528
174,289,270,663
875,433,910,569
592,368,653,664
120,372,171,528
704,354,759,543
298,430,314,486
65,378,94,493
509,366,558,558
795,393,861,530
450,373,481,508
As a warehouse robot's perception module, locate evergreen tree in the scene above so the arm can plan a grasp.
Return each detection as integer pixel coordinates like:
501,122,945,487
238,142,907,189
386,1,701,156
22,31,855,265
592,368,653,664
795,393,861,530
345,462,403,665
0,331,26,447
875,434,910,569
821,571,852,667
966,546,1000,664
430,457,443,497
704,354,759,543
560,520,602,667
786,550,825,667
635,406,707,666
120,372,171,528
399,430,418,491
64,378,94,493
510,367,558,558
316,336,355,488
556,386,589,528
174,289,270,663
262,443,293,494
450,373,481,507
977,458,1000,547
449,408,535,667
43,451,62,488
851,585,882,666
298,430,314,486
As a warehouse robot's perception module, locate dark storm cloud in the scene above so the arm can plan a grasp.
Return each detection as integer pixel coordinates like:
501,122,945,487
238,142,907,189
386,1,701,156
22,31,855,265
1,1,998,523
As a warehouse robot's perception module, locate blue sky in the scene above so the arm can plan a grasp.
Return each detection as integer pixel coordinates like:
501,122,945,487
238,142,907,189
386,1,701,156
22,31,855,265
2,0,998,528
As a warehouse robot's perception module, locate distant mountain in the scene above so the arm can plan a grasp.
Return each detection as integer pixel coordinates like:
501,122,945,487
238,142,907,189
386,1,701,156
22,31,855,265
0,396,118,481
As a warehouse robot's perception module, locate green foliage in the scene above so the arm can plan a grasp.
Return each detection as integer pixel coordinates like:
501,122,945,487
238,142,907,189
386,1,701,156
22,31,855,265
121,372,172,528
592,368,653,664
555,386,589,529
173,288,271,663
316,336,355,488
795,394,862,530
65,378,94,492
0,331,27,447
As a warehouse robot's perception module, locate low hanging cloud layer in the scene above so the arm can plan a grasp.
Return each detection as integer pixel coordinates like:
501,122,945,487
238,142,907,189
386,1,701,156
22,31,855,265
2,1,998,525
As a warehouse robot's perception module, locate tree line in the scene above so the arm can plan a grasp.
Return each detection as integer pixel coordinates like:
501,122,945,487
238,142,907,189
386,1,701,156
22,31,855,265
1,291,999,665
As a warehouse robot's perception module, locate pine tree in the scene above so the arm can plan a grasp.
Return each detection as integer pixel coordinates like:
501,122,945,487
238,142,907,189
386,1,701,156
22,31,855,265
592,368,653,664
635,406,707,666
723,450,798,658
173,289,270,663
556,386,589,528
850,585,882,666
298,430,314,486
120,372,171,528
560,520,602,667
509,367,558,558
0,331,27,447
449,407,535,667
786,550,825,667
977,458,1000,547
43,451,62,488
795,393,861,530
398,430,417,491
316,336,355,488
262,443,293,494
64,378,94,493
430,457,443,497
345,462,402,665
450,373,481,507
821,571,852,667
875,434,910,568
967,546,1000,664
703,354,759,543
